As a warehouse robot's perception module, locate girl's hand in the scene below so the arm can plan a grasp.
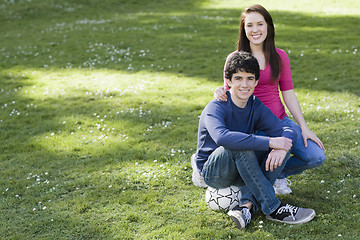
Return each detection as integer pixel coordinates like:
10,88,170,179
214,87,227,101
301,127,325,150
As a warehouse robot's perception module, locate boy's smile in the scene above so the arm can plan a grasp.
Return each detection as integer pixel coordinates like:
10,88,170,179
226,70,258,108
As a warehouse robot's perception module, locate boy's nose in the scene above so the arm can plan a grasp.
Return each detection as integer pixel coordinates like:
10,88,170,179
240,81,248,87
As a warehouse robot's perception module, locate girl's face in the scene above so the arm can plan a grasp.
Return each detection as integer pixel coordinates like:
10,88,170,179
244,12,268,47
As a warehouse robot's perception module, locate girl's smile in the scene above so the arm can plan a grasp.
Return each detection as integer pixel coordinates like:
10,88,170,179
244,12,268,46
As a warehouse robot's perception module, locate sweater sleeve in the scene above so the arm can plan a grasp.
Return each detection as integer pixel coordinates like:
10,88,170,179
203,102,270,151
254,99,297,143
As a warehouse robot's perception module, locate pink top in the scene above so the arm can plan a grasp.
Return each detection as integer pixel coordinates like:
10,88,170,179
224,48,294,120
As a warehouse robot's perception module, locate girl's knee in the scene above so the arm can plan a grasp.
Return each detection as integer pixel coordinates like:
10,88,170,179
308,151,325,168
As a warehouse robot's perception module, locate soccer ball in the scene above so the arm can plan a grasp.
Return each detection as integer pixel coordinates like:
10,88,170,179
205,186,242,211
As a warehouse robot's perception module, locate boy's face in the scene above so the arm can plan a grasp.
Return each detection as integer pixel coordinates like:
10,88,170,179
226,70,258,108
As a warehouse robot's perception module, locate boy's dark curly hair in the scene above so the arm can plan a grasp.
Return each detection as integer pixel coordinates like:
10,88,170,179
224,51,260,82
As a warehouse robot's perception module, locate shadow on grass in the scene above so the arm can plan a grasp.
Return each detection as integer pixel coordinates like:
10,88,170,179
1,1,359,95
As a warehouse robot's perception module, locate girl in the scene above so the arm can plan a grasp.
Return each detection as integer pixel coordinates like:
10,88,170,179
214,4,325,195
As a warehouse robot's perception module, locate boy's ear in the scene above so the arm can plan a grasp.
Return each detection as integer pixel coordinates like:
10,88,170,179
254,79,259,87
226,78,232,88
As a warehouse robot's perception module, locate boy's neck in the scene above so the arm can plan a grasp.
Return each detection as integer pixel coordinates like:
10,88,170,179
229,91,249,108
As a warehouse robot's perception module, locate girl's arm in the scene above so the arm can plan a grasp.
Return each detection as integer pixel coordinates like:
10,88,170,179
281,89,325,149
214,86,227,101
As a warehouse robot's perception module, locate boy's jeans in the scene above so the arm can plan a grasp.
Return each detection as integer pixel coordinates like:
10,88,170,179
201,146,290,215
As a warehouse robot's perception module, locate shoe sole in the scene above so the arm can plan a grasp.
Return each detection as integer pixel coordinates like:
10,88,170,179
274,189,293,195
266,210,315,225
228,212,246,229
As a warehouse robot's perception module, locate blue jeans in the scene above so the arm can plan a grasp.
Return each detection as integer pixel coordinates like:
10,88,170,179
279,117,325,178
201,146,290,215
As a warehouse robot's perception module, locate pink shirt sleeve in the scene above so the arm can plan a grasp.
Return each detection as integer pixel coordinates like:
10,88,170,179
277,48,294,91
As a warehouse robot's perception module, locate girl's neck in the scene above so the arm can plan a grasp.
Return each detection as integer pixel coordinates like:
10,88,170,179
250,43,267,70
250,43,264,54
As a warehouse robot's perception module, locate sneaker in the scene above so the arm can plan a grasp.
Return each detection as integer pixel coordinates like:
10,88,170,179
191,154,207,188
266,203,315,224
228,206,251,229
274,178,292,195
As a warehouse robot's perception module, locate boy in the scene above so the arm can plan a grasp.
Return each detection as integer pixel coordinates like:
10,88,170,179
193,51,315,229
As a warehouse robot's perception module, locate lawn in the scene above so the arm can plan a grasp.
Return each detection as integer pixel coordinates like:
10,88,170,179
0,0,359,239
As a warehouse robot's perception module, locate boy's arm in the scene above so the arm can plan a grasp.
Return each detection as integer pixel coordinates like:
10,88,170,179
204,103,270,151
255,101,297,144
253,100,297,171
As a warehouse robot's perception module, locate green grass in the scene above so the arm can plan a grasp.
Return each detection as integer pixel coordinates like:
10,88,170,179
1,0,359,239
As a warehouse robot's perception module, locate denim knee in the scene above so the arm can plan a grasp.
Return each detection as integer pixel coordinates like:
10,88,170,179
307,150,325,168
201,147,243,189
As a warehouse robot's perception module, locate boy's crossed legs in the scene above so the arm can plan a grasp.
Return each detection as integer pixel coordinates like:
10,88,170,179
202,147,315,229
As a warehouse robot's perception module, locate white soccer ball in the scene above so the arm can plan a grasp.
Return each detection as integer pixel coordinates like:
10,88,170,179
205,185,242,211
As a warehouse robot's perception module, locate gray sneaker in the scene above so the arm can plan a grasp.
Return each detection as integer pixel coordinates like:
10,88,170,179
266,203,315,224
274,178,292,195
191,154,207,188
228,206,251,229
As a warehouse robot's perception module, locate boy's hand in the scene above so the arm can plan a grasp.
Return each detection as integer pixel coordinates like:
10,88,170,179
266,149,287,172
214,86,228,101
269,137,292,152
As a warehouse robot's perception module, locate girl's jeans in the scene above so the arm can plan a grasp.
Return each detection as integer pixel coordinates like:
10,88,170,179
201,146,290,215
279,117,325,178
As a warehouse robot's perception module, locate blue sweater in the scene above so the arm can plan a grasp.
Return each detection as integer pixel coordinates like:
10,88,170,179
195,92,296,171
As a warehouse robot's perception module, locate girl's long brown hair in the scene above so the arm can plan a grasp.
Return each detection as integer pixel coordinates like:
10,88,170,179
237,4,282,82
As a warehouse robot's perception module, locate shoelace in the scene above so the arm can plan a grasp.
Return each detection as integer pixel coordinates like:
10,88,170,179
276,204,299,220
285,178,292,186
241,208,252,225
